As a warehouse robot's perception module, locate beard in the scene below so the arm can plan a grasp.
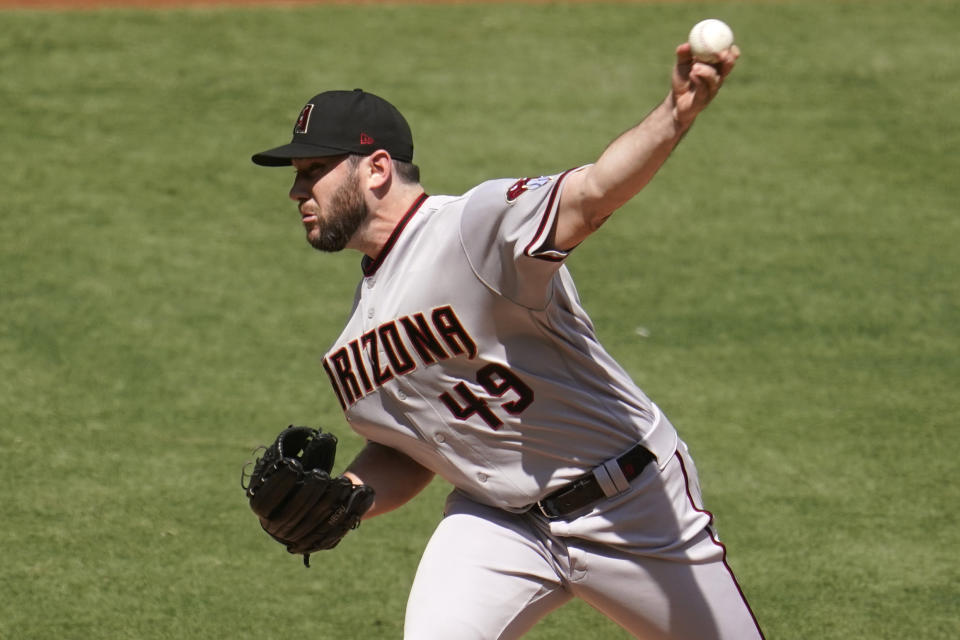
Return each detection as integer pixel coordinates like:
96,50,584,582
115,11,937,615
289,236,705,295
307,168,368,252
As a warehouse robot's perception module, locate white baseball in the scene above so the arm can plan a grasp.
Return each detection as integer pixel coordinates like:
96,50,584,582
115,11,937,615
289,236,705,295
688,19,735,63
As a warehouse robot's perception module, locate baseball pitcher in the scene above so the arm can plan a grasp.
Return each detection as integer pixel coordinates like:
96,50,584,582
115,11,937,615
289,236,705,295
245,39,764,639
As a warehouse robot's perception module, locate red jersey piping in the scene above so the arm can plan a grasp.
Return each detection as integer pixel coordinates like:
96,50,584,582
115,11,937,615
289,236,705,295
523,167,576,261
361,191,429,277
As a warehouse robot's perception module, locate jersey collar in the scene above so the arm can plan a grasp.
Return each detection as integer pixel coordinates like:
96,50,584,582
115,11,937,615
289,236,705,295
361,191,428,277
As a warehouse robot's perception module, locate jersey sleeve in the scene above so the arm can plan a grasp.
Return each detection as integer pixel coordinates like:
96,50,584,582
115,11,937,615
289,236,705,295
459,168,582,309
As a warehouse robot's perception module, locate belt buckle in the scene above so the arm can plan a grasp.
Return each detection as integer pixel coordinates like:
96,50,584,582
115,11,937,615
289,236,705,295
536,498,558,519
536,475,592,520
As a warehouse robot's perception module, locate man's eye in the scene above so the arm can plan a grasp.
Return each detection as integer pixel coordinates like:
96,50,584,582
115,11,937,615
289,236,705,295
296,166,322,180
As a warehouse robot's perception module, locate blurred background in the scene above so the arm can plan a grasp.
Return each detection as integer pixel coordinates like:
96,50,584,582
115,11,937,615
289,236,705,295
1,1,957,638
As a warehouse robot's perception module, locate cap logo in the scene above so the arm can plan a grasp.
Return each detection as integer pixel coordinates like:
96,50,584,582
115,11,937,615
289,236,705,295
359,132,375,145
294,104,314,134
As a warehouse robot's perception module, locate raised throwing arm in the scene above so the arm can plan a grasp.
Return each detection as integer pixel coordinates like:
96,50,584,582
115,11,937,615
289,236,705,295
553,42,740,251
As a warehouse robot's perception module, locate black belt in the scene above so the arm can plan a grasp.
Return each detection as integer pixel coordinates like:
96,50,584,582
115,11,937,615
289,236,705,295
534,444,655,520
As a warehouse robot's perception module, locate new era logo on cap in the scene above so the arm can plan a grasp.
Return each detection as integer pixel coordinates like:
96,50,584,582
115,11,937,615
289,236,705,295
294,104,314,134
359,132,374,145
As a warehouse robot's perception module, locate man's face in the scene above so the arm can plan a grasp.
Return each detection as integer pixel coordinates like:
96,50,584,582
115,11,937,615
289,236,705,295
289,156,368,252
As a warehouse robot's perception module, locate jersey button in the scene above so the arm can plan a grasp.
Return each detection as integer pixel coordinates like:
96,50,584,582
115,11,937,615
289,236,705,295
477,472,488,483
367,308,375,319
434,433,445,443
398,390,407,400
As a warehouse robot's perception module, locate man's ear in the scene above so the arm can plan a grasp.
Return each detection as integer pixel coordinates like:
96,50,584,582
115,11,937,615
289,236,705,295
363,150,393,191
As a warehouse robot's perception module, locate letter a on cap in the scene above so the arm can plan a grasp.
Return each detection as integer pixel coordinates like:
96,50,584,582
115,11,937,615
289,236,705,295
294,104,314,134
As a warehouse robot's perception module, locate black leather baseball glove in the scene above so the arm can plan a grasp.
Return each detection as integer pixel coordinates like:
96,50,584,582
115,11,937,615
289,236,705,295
242,425,375,567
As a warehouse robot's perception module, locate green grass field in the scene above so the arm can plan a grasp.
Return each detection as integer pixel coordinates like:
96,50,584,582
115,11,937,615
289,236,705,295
1,1,957,638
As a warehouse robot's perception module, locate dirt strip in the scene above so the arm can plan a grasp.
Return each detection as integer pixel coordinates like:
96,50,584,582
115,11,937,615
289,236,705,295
1,0,670,8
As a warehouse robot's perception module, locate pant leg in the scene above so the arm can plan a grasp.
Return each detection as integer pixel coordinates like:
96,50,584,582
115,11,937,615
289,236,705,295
568,528,763,640
404,492,572,640
557,442,765,639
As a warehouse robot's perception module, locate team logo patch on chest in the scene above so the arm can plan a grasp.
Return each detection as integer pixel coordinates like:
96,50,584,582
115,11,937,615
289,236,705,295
506,176,552,203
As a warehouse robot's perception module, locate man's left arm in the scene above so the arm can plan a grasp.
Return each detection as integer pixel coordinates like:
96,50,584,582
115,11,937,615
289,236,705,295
553,42,739,250
343,441,436,519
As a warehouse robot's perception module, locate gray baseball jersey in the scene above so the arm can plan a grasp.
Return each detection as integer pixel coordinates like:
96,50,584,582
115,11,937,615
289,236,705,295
322,169,678,511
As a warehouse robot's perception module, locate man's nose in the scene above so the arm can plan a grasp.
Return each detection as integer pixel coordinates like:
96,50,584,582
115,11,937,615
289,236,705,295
289,177,308,201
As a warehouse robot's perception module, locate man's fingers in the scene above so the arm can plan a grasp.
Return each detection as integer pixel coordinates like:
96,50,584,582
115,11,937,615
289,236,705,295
676,41,693,59
690,62,723,100
672,40,737,124
674,42,694,76
717,44,740,77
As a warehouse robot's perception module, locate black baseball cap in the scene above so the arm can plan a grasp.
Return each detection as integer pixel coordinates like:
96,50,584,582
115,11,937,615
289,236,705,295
251,89,414,166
